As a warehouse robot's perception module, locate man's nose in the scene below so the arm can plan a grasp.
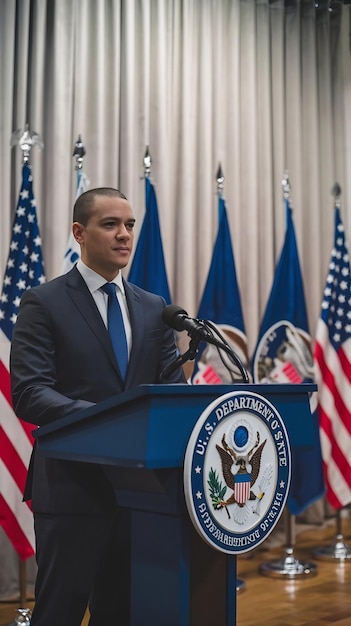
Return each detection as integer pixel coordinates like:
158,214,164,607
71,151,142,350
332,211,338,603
117,225,130,238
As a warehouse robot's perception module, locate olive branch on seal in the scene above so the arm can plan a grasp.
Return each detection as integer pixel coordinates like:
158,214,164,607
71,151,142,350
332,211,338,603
207,468,227,509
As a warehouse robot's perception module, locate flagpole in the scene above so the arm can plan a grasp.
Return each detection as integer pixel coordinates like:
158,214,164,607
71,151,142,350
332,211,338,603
72,134,86,196
10,124,44,165
61,135,89,274
259,172,317,579
216,162,224,198
216,163,246,592
72,134,86,194
143,145,152,179
72,134,86,171
6,123,43,624
313,184,351,562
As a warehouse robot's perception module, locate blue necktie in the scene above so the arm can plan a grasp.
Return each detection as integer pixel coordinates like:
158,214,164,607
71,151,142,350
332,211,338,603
101,282,128,379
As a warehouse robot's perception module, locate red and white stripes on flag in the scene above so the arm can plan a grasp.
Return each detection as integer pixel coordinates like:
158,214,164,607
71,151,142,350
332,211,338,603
0,332,35,559
314,205,351,510
234,474,251,505
0,164,45,559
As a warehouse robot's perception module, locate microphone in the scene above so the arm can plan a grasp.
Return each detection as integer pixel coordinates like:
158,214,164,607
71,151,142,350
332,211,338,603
160,305,207,381
162,305,212,340
162,304,250,383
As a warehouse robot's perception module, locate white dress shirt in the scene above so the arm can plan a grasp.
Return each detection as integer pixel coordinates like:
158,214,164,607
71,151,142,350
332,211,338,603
76,260,132,355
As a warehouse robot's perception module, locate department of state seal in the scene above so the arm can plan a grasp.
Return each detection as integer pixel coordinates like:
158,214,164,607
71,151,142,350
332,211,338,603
184,391,291,555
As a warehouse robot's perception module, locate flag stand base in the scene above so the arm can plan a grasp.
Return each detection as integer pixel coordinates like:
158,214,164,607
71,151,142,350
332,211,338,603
313,510,351,561
5,607,32,625
259,510,317,579
259,546,317,578
313,534,351,561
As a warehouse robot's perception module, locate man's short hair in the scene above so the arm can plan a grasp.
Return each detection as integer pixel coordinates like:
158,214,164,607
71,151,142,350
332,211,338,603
73,188,128,225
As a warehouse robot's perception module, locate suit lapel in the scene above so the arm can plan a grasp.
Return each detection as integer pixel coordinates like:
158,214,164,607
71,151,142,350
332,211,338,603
65,267,122,378
124,281,145,386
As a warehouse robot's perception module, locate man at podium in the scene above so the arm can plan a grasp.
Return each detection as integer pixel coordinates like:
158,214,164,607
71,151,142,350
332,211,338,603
10,188,186,626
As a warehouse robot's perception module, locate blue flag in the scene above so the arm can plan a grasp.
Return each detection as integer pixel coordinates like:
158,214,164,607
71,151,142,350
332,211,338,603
128,177,171,303
192,196,249,384
252,198,324,515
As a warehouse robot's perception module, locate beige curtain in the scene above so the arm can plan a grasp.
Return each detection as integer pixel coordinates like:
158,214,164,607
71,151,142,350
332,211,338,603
0,0,350,596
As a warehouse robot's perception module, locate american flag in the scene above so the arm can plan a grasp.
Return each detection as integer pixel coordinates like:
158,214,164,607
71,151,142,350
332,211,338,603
0,163,45,559
314,205,351,509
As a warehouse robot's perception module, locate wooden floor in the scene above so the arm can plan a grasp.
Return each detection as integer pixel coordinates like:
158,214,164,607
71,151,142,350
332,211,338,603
1,516,350,626
236,515,351,626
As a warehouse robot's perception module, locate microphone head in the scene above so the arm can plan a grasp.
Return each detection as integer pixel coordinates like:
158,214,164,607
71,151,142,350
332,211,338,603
162,304,188,331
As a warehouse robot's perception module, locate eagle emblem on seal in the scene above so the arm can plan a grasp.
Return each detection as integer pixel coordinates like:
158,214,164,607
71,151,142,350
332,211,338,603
209,432,271,524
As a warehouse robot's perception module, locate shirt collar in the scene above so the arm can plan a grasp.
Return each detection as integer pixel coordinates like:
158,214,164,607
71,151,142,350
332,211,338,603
76,259,125,295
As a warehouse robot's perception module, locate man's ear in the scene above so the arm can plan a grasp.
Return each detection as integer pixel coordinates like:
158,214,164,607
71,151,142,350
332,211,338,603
72,222,84,244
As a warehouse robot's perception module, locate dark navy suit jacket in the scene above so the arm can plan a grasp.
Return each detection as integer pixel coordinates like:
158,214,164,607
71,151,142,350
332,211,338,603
10,266,185,514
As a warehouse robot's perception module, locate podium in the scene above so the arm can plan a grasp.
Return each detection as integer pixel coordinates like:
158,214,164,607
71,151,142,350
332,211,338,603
34,383,317,626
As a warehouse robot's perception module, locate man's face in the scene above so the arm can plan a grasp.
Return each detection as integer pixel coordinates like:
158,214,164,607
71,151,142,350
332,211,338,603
73,195,135,280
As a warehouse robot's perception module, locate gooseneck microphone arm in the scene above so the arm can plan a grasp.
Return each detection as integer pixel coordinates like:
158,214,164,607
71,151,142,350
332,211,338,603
161,304,250,383
159,336,201,382
203,319,249,383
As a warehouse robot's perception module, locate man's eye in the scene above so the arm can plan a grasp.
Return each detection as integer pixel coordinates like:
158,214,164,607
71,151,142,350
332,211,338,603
126,222,135,231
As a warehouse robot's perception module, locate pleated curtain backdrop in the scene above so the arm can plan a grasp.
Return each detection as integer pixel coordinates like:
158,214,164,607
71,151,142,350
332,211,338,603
0,0,351,595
